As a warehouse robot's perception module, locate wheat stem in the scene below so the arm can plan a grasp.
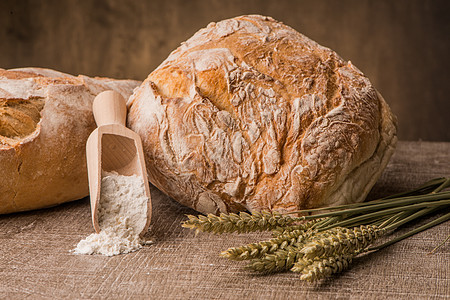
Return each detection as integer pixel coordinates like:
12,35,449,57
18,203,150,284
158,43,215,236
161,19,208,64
295,193,450,219
316,199,450,230
370,211,450,251
428,234,450,255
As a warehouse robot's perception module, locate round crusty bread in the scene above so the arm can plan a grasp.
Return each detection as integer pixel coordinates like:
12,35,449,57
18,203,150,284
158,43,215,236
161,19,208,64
127,15,398,214
0,67,140,214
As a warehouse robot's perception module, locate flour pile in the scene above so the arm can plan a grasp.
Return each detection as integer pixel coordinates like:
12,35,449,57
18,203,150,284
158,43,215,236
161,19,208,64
73,171,149,256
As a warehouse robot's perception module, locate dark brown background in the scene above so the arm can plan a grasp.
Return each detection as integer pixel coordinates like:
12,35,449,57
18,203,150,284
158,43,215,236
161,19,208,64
1,0,449,141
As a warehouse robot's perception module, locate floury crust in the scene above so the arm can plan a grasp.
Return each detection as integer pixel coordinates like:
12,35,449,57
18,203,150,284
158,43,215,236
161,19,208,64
127,15,397,215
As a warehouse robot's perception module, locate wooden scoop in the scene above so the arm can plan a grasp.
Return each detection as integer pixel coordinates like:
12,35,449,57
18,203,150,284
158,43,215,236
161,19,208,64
86,90,152,237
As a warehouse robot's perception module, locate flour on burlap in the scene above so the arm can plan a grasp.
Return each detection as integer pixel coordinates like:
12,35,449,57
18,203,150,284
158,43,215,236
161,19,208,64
73,171,148,256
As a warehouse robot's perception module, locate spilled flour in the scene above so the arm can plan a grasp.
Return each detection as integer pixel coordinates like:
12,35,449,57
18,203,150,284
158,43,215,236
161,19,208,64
73,171,149,256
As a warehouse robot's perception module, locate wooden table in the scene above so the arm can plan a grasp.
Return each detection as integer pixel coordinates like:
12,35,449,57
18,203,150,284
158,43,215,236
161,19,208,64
1,141,449,299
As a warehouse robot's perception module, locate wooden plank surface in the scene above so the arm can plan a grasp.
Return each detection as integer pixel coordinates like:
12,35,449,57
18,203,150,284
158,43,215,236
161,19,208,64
0,141,449,299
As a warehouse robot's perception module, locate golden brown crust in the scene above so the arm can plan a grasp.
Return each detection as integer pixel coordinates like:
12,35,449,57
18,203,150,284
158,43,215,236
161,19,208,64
0,68,42,80
0,67,140,214
127,15,397,214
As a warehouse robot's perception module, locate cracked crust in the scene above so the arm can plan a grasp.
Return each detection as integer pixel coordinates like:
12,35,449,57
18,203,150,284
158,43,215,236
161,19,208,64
0,67,140,214
127,15,398,214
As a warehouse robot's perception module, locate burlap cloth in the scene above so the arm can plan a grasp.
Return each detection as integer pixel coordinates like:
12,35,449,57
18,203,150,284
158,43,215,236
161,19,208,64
1,141,449,299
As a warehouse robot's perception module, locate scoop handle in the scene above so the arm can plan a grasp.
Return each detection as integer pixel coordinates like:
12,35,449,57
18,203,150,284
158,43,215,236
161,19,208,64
93,90,127,127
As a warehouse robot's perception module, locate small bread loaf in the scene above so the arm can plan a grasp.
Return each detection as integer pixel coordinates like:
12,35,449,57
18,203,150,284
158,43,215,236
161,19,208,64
0,67,140,214
127,15,397,214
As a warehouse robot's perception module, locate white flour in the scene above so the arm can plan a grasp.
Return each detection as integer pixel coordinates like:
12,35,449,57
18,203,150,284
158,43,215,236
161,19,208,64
73,171,149,256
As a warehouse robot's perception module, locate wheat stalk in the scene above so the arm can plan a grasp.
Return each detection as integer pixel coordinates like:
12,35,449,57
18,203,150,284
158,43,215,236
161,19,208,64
299,225,385,259
246,245,305,273
182,211,301,234
181,177,450,282
292,253,356,281
221,228,313,261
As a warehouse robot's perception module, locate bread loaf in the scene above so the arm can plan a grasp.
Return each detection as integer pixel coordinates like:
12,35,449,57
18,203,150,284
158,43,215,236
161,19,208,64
127,15,397,214
0,67,140,214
